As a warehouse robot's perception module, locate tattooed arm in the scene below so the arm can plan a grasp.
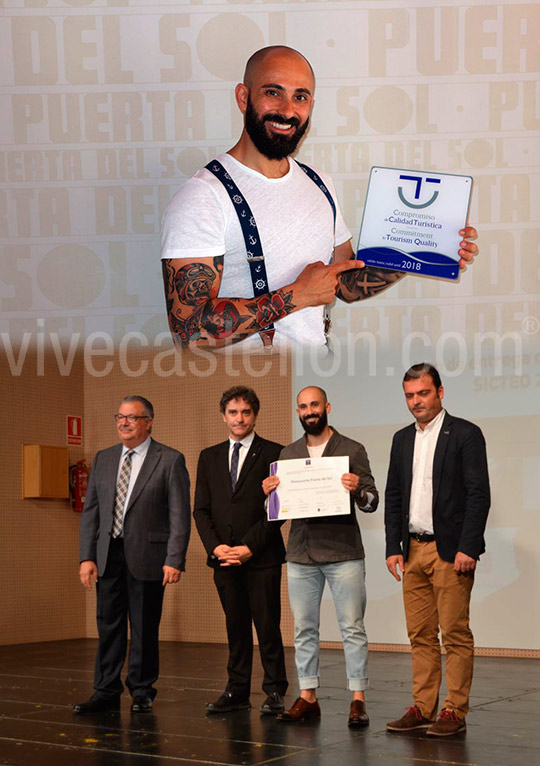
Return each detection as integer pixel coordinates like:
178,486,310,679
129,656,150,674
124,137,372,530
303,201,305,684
333,241,405,303
334,227,479,303
162,255,361,348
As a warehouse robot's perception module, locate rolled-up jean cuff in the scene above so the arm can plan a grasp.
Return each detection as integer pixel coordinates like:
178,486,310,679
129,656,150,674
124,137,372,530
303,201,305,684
298,676,319,690
348,679,369,691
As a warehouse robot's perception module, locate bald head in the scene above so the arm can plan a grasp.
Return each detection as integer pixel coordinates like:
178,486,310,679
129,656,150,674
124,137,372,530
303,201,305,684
296,385,328,406
243,46,315,89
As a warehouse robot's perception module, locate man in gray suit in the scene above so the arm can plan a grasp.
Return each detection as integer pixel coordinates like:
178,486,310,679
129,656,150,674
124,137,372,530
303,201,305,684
74,396,190,714
263,386,378,727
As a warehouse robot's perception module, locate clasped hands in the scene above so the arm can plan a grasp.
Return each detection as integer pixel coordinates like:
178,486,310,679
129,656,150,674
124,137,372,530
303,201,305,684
213,544,253,567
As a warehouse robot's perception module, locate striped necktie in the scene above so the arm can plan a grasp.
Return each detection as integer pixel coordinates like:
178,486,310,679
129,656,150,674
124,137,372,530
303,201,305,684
230,442,241,491
112,450,134,538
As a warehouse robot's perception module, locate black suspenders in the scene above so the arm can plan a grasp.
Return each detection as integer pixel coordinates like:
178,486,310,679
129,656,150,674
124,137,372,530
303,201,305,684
205,159,337,346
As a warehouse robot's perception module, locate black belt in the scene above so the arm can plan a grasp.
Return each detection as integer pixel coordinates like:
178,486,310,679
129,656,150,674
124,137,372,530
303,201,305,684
409,532,435,543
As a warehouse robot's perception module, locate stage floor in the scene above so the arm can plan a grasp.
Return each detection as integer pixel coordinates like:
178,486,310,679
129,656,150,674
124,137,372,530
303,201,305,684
0,640,538,766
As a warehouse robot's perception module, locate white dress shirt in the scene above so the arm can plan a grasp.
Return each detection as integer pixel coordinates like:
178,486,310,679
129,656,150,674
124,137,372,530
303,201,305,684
117,436,151,523
228,431,256,476
408,408,446,534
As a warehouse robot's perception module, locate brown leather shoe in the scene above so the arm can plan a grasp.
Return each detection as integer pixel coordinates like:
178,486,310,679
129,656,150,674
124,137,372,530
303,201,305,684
386,705,434,731
348,699,369,727
426,709,466,736
278,697,321,722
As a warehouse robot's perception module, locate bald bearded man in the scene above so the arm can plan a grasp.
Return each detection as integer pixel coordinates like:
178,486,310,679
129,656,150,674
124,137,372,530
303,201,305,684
161,46,478,351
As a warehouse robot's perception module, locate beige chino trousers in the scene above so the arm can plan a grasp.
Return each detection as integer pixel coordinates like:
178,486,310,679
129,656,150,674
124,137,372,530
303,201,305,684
403,539,475,720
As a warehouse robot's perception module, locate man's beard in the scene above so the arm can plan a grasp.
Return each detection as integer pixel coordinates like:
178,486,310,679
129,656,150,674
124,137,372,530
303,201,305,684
245,96,309,161
299,409,328,436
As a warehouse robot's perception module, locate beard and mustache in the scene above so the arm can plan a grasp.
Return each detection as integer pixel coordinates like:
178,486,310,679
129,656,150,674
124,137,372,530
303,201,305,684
245,96,310,161
299,409,328,436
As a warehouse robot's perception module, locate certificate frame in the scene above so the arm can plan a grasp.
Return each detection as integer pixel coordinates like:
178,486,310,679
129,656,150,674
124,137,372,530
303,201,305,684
267,456,350,521
356,166,473,281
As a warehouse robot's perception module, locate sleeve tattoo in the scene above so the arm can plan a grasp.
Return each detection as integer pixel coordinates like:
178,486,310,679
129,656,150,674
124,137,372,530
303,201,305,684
163,258,297,346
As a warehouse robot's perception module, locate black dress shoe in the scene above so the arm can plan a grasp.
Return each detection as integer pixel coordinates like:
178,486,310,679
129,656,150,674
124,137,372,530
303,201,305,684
131,695,153,713
73,693,121,714
260,692,285,715
206,691,251,713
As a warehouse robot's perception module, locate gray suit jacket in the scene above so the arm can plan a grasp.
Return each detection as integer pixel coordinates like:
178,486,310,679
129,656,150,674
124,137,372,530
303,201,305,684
279,428,378,564
79,439,191,580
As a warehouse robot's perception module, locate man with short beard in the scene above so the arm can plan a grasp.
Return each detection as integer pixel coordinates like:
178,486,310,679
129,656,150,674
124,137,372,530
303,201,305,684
262,386,378,727
161,45,480,350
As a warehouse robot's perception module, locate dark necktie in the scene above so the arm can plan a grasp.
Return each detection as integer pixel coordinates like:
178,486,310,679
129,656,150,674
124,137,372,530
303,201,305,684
112,450,134,538
230,442,241,491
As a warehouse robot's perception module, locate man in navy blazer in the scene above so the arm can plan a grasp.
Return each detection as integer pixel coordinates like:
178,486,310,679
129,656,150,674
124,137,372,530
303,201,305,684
74,396,190,714
194,386,287,715
385,364,490,737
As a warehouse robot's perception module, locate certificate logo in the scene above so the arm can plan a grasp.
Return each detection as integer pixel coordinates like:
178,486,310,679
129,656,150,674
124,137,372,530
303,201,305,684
398,175,441,209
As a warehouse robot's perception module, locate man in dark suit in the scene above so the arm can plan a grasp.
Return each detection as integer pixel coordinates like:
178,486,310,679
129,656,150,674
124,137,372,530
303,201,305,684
194,386,287,715
384,364,490,737
74,395,190,714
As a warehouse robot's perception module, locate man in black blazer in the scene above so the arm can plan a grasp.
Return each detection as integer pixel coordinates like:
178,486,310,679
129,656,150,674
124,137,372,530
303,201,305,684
384,364,490,737
194,386,287,715
74,396,190,714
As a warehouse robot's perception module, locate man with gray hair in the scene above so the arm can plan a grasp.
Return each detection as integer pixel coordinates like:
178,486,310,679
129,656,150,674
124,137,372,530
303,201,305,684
385,364,490,736
74,396,190,714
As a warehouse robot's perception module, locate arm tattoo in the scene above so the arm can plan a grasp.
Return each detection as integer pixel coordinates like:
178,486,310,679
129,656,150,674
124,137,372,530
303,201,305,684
169,305,205,343
336,266,405,303
163,257,296,346
162,260,175,317
200,300,251,339
173,262,218,306
244,290,296,331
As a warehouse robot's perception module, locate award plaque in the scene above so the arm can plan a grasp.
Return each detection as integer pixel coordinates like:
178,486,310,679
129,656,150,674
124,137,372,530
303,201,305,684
356,167,473,280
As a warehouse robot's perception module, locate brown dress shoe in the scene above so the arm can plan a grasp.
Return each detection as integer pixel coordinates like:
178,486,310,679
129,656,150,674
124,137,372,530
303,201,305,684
426,709,466,736
278,697,321,722
386,705,434,731
348,699,369,727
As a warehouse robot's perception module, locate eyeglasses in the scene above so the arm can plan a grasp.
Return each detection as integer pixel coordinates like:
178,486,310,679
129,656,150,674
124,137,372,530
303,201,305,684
114,414,150,423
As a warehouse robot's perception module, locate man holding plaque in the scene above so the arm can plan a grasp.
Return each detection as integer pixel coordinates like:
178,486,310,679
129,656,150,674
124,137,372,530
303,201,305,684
263,386,378,726
194,386,288,715
385,364,490,737
161,45,479,351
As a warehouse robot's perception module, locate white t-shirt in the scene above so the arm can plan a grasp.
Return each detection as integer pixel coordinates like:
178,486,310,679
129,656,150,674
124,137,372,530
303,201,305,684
160,154,352,350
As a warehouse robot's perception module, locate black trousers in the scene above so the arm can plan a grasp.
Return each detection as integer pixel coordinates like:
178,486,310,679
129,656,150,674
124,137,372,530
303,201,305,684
213,564,287,698
94,538,165,699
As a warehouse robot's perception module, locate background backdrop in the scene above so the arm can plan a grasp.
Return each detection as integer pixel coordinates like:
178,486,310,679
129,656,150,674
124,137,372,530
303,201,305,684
1,0,538,652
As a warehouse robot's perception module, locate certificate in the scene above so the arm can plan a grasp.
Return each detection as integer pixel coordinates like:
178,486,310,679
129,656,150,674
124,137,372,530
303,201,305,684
356,166,473,280
267,456,350,521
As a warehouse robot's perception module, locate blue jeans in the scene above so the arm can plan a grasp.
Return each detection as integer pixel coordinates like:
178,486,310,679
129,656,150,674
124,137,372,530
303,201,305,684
287,559,368,691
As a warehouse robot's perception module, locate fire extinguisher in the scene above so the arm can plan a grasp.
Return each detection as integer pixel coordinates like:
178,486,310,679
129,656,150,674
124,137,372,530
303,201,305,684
69,460,89,512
